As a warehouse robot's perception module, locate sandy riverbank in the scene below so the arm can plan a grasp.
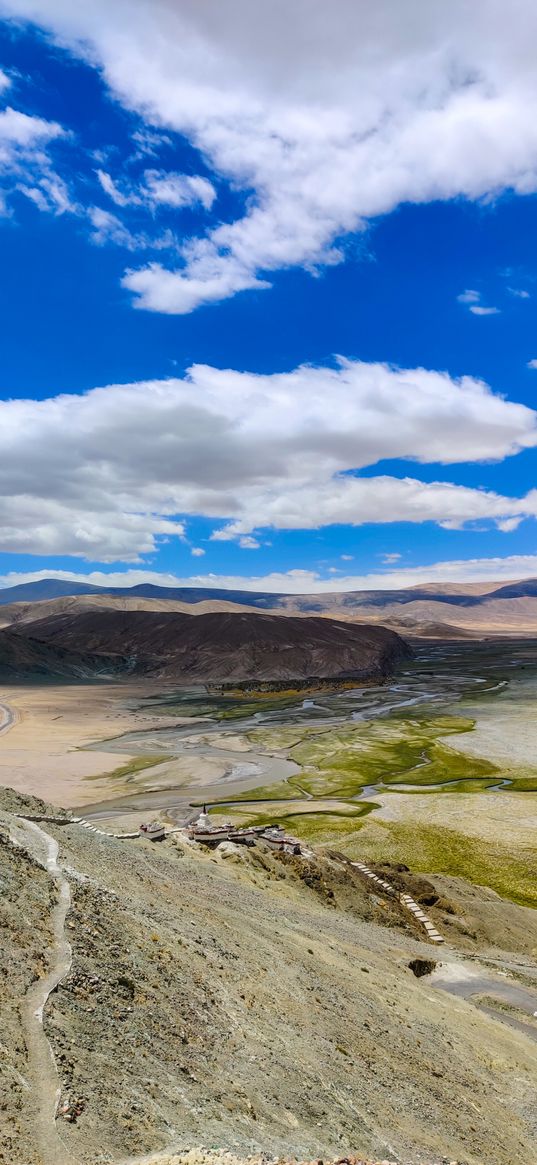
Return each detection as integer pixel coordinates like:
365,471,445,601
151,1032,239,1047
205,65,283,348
0,682,205,808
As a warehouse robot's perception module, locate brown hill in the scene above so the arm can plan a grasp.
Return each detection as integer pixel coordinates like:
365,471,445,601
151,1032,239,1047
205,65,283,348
0,610,410,682
316,595,537,635
0,592,263,629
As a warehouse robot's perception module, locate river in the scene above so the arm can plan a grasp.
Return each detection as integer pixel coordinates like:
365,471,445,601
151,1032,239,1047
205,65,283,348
80,638,537,825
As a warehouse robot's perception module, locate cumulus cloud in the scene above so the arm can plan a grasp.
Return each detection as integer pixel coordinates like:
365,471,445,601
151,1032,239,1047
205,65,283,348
6,1,537,310
208,477,537,538
3,553,537,594
0,494,184,562
0,357,536,559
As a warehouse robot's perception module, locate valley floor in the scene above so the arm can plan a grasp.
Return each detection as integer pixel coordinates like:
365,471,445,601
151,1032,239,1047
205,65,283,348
1,640,537,913
1,645,537,1165
0,681,199,807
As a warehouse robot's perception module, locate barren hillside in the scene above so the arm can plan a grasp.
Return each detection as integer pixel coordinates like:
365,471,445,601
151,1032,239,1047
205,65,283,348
0,610,410,682
1,784,536,1165
0,593,264,629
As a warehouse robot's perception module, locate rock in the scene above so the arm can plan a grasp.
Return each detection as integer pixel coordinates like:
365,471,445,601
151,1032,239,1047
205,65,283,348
408,958,437,978
216,841,243,861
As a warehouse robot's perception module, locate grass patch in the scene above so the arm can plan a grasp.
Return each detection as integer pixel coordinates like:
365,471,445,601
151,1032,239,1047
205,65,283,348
213,793,537,906
504,776,537,792
84,754,165,784
209,800,377,834
289,716,499,796
220,779,303,802
289,815,537,909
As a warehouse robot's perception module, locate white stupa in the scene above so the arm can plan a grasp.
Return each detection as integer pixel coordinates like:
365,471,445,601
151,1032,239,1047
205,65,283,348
195,804,211,831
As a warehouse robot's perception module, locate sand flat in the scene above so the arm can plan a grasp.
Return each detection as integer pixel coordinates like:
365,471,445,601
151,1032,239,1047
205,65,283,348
440,699,537,768
0,682,201,807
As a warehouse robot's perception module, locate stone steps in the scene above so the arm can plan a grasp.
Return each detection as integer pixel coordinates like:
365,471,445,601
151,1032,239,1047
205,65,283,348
351,862,445,944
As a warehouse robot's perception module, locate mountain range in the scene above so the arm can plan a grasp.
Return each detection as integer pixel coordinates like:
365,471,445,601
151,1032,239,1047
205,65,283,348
2,576,537,636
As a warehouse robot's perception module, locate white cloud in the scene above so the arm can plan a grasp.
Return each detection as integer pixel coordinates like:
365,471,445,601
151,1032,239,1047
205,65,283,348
469,304,500,316
88,205,175,251
496,516,522,532
88,206,139,248
122,259,268,315
143,171,215,210
0,102,70,215
131,127,171,159
527,359,537,369
208,476,537,538
457,288,499,315
18,172,75,213
508,287,530,298
457,289,480,304
97,166,216,213
238,535,260,549
3,553,537,595
7,2,537,310
0,357,536,559
190,546,205,557
0,495,184,562
0,106,61,149
381,553,402,564
340,554,354,561
96,168,130,207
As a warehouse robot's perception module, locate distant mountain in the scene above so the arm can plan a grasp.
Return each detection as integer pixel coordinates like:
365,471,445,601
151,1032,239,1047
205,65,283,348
0,578,283,608
3,575,537,636
0,610,410,682
485,579,537,600
0,579,108,604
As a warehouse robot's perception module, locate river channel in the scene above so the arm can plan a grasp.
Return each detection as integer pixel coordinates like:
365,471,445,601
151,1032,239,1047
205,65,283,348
81,638,537,825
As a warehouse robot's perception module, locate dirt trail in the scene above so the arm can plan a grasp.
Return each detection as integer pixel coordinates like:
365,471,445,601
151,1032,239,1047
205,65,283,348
9,816,78,1165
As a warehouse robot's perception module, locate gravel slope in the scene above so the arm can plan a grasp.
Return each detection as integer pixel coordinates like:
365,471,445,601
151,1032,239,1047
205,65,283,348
1,786,536,1165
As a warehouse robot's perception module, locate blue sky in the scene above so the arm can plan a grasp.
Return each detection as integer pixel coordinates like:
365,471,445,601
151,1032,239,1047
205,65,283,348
2,2,537,593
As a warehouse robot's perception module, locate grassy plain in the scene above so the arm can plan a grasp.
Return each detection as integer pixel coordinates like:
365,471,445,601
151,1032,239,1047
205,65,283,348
209,708,537,906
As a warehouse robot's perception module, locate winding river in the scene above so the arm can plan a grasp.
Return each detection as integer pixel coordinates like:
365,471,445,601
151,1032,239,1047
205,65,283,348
80,638,537,824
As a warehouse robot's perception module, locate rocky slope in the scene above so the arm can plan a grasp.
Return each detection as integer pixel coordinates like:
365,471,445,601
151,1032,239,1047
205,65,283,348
1,784,536,1165
0,610,410,682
